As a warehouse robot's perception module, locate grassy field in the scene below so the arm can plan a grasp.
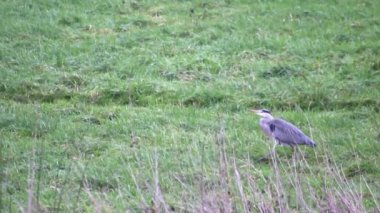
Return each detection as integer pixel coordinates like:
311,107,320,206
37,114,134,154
1,0,380,212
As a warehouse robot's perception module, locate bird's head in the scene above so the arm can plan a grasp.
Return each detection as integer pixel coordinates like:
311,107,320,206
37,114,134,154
251,109,273,119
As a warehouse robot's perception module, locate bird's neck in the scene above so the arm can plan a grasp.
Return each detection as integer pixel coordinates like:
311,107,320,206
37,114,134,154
262,114,274,119
260,116,273,124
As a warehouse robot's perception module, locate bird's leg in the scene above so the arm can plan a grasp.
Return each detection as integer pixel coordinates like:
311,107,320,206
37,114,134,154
291,146,297,162
271,142,277,158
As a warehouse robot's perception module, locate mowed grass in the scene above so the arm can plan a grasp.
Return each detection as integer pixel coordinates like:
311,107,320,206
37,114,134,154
1,0,380,211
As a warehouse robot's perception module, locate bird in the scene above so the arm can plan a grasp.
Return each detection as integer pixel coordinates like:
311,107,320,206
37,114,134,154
251,109,316,160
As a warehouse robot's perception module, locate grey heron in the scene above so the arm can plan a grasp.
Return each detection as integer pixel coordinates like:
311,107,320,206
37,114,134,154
251,109,316,160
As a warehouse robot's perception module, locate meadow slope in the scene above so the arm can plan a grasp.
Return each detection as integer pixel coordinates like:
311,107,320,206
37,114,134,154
1,0,380,212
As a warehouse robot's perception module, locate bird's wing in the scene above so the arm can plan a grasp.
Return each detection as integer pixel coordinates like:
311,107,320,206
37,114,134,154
269,118,315,146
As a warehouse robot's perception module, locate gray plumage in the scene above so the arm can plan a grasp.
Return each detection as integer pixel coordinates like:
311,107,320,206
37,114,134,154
253,109,316,148
264,118,315,147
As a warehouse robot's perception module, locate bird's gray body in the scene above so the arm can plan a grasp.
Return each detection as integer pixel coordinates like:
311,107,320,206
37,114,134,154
259,117,316,147
252,109,316,161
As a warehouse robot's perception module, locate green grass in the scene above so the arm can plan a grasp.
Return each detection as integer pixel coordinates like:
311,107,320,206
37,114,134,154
1,0,380,211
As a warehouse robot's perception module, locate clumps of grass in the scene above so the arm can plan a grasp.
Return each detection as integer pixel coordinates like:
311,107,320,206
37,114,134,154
344,161,379,178
0,78,75,104
82,116,101,125
334,34,354,43
60,74,86,90
371,61,380,71
295,89,332,110
58,16,83,27
260,65,301,78
335,99,380,111
182,89,230,107
2,76,378,112
12,88,73,104
90,82,161,105
90,81,230,107
130,18,155,29
0,105,55,138
81,177,117,192
161,70,211,82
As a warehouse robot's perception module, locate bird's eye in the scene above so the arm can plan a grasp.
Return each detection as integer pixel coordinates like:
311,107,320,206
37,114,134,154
262,109,271,114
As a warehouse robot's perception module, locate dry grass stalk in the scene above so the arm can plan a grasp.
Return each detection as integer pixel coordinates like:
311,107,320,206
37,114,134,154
83,179,111,213
291,149,311,212
270,151,287,212
246,175,274,213
26,149,36,213
215,122,232,213
200,122,233,213
233,158,249,213
313,141,369,212
362,176,380,211
129,168,149,210
152,152,171,213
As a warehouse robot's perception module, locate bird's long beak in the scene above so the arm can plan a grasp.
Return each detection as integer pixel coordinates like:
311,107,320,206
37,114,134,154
250,109,259,113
